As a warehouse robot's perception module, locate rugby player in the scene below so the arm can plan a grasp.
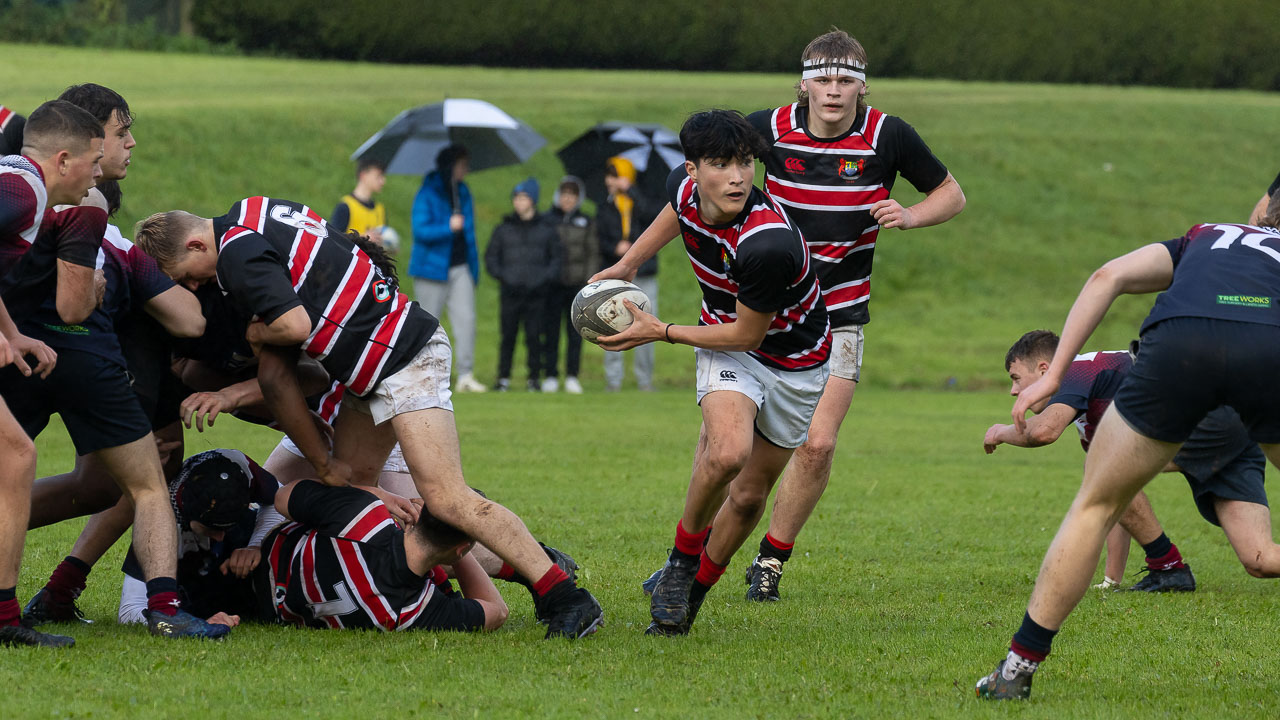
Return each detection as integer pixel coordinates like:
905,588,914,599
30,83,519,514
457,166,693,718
594,109,831,635
134,199,603,639
976,207,1280,700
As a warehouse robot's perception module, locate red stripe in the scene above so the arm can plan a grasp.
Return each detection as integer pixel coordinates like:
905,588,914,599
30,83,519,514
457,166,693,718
289,230,322,286
765,180,888,208
0,107,12,130
823,281,871,306
316,383,344,425
219,225,252,250
335,540,397,629
238,196,266,232
306,259,372,354
863,108,884,146
346,297,405,394
688,259,736,294
343,501,394,542
300,533,339,628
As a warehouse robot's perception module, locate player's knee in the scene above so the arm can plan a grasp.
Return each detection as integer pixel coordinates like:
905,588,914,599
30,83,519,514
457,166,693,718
702,445,750,482
1240,550,1279,578
728,487,768,519
2,432,36,480
797,433,838,468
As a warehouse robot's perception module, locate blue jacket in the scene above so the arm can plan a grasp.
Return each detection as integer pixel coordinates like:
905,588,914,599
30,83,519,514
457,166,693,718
409,170,479,283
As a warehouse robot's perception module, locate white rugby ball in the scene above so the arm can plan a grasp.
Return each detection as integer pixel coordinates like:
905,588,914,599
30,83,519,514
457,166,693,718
571,279,652,343
378,225,400,254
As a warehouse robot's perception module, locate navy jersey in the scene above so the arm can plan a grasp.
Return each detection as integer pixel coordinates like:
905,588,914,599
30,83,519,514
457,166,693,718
212,197,438,397
747,105,948,327
1143,223,1280,332
263,481,483,632
1048,351,1132,451
666,167,830,371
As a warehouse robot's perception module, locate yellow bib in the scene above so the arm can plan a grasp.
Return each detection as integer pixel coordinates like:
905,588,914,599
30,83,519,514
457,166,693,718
341,195,386,235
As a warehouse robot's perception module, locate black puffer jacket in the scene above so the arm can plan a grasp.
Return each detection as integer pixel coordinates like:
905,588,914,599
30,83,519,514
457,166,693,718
598,188,660,277
484,213,563,290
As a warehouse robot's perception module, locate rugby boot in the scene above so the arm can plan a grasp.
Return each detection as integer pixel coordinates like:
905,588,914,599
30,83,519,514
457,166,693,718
1127,565,1196,593
540,585,603,639
529,544,581,624
0,624,75,648
744,555,784,602
649,551,698,630
975,659,1034,700
21,588,92,626
644,587,705,637
641,565,664,596
145,609,232,640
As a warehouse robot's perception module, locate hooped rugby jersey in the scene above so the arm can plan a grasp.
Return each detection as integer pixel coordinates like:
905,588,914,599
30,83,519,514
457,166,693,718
2,202,106,346
666,167,830,371
747,104,948,327
1048,350,1132,451
1143,223,1280,332
264,481,483,632
213,197,438,397
0,155,49,279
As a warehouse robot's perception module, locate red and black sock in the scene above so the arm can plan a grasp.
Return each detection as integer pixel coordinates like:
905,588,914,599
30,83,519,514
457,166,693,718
1010,612,1056,663
496,562,519,582
532,564,570,598
0,587,18,628
759,533,794,563
1142,533,1186,571
145,577,181,617
44,555,91,604
673,520,710,560
693,550,728,589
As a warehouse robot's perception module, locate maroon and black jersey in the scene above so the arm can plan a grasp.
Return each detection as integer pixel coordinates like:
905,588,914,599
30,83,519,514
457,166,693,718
666,167,830,371
2,203,106,347
747,104,948,327
1048,351,1132,451
212,197,438,397
0,155,48,280
1143,223,1280,333
0,109,22,156
263,481,483,632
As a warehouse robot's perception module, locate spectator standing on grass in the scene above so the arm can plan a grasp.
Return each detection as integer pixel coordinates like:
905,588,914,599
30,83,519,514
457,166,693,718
485,178,562,392
597,157,659,392
411,144,485,392
331,158,388,248
542,176,598,394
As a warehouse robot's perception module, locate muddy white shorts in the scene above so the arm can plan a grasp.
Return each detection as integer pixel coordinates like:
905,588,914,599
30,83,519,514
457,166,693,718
694,349,828,449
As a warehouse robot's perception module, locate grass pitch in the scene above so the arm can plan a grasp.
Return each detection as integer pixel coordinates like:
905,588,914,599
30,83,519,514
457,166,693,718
3,45,1280,717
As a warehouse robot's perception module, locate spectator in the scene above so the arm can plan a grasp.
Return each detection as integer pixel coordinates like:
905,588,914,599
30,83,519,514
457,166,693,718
331,158,388,248
484,178,562,392
542,176,598,394
410,144,485,392
597,156,659,391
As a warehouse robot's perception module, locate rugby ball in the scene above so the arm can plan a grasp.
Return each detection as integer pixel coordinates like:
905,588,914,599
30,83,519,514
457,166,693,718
571,280,652,343
378,225,400,254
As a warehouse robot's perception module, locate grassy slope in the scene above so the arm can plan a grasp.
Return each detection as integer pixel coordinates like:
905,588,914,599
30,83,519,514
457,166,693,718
3,46,1280,717
4,45,1276,390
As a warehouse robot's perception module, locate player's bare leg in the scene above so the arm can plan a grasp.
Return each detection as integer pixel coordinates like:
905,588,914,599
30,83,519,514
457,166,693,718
392,406,601,638
27,454,122,529
1216,498,1280,578
1115,489,1194,592
262,442,321,485
330,406,397,488
703,439,795,601
1099,523,1130,587
94,436,177,582
23,497,134,626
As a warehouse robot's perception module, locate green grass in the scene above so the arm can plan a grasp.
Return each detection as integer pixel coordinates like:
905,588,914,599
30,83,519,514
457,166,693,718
4,46,1280,717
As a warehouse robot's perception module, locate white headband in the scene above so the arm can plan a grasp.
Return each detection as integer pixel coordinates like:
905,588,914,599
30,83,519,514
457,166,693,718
802,57,866,82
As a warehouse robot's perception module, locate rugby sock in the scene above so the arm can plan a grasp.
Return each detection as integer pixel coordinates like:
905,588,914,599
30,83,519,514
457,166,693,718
759,533,794,563
1009,612,1057,669
689,579,712,607
145,577,181,617
1142,534,1186,570
44,555,91,604
0,588,17,627
532,565,570,597
496,563,518,582
693,550,728,588
673,520,710,558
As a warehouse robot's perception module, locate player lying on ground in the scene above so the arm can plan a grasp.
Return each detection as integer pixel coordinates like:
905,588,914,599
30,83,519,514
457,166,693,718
135,198,602,638
985,330,1196,591
593,109,831,635
976,205,1280,700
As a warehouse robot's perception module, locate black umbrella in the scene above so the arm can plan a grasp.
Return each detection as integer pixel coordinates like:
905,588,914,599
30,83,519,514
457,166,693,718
351,99,546,176
556,123,684,205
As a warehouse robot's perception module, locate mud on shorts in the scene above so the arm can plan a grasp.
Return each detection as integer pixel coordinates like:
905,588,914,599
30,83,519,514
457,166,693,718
828,325,865,382
694,349,828,449
342,326,454,425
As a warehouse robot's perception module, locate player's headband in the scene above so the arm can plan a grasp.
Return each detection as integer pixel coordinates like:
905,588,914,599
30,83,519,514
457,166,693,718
802,57,866,82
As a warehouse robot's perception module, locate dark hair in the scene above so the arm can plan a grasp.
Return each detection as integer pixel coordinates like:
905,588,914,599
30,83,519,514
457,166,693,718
1005,330,1059,370
679,109,768,164
356,157,386,177
344,229,398,284
1262,191,1280,231
98,179,122,217
0,111,24,156
412,510,470,549
58,83,131,127
23,100,104,152
173,453,251,530
435,144,469,172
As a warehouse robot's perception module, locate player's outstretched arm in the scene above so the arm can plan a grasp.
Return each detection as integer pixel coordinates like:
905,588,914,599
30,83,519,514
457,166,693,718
452,553,509,631
871,173,966,231
591,204,679,283
984,404,1077,453
598,299,773,352
144,286,205,338
1013,244,1173,431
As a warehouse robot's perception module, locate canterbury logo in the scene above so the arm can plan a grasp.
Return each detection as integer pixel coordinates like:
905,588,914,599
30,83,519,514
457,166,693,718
784,157,806,174
719,370,737,381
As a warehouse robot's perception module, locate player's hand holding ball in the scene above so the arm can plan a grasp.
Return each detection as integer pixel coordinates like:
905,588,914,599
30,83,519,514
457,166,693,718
571,279,655,349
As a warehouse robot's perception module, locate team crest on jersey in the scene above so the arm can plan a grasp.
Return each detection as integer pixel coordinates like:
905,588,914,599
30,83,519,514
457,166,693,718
721,248,731,274
838,158,865,180
371,279,392,303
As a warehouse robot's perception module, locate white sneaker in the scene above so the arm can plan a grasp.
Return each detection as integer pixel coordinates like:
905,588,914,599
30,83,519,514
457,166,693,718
564,376,583,394
541,377,559,393
456,373,488,393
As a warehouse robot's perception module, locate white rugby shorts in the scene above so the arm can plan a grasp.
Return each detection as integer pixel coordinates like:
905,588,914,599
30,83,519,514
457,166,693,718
828,325,865,382
343,325,454,425
695,349,828,449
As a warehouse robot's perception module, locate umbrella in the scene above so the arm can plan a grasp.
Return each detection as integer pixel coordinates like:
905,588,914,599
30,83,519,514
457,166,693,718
350,99,546,176
556,123,684,205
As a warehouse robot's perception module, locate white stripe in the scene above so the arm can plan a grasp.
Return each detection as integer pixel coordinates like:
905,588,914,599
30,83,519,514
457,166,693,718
312,253,372,358
769,106,783,142
773,195,876,212
396,583,435,631
738,221,790,243
338,501,387,539
773,141,874,157
0,162,48,245
824,277,870,294
869,109,884,148
766,175,882,194
825,295,870,311
333,537,398,630
351,302,409,395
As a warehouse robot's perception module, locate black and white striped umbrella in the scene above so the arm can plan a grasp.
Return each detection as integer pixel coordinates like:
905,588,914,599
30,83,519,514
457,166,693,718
351,99,546,176
556,123,684,205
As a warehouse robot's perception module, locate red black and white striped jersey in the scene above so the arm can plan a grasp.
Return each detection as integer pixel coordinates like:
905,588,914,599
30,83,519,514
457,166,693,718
747,104,949,327
666,167,830,371
264,481,483,632
0,155,48,280
0,109,23,156
212,197,439,397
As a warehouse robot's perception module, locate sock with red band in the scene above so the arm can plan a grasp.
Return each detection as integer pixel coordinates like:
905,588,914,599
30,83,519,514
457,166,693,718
1010,612,1056,664
532,564,570,597
44,555,91,604
145,577,181,617
694,550,728,588
1142,534,1186,570
496,563,518,582
759,533,794,563
0,587,18,627
674,520,710,558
